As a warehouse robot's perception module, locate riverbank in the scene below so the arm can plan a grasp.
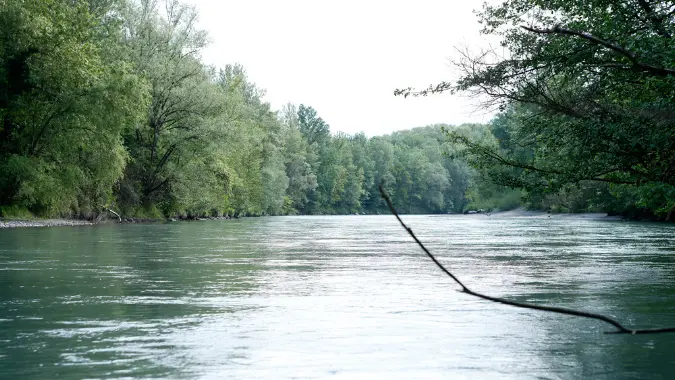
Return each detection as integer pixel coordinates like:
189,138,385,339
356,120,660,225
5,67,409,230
0,211,620,229
0,215,240,228
456,208,624,220
0,209,635,229
0,219,95,228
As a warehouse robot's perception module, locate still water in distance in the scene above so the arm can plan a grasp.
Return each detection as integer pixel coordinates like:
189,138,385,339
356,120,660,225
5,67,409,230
1,215,675,379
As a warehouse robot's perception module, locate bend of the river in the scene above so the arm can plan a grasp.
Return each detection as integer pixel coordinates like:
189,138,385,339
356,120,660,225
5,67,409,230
1,215,674,379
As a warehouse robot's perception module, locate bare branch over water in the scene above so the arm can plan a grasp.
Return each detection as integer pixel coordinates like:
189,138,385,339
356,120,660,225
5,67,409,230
379,183,675,335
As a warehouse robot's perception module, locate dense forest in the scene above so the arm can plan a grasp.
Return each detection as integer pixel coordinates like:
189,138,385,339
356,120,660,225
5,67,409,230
0,0,486,219
1,0,673,220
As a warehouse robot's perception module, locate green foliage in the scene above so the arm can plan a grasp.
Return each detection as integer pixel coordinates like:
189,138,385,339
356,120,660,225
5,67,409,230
119,0,217,210
465,172,523,212
400,0,675,220
0,204,34,219
298,105,330,146
0,0,149,217
0,0,526,219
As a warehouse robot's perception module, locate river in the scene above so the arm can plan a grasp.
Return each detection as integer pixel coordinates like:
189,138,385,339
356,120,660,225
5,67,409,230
1,215,675,379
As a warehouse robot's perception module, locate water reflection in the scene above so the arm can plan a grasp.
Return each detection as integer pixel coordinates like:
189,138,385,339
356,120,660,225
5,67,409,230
1,216,674,378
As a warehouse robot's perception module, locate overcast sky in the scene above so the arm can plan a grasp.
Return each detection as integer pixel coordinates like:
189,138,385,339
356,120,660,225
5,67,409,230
183,0,495,136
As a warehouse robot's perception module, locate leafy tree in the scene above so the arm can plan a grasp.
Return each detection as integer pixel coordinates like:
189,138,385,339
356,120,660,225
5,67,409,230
118,0,220,213
297,104,330,147
365,137,396,210
280,105,317,214
0,0,148,217
212,65,281,216
397,0,675,219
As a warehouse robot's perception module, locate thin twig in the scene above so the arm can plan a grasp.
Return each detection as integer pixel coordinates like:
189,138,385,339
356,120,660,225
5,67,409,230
378,183,675,334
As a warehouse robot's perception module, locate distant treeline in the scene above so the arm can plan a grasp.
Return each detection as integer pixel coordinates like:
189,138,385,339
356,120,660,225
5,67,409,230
1,0,672,220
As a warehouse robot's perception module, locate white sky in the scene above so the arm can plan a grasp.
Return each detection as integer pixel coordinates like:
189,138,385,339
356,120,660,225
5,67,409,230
184,0,495,136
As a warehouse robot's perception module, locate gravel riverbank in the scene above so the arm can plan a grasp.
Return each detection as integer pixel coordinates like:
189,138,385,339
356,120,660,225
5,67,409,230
0,219,95,228
0,215,237,228
0,211,623,228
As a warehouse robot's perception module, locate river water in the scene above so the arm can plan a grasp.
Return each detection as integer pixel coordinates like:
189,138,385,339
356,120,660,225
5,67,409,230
1,215,675,379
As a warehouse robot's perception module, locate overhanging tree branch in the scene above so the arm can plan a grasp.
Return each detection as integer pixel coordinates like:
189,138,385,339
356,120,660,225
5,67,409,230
379,183,675,334
521,25,675,76
448,132,638,185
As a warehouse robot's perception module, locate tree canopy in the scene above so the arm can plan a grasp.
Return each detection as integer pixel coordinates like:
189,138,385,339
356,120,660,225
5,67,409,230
397,0,675,219
2,0,672,220
0,0,495,219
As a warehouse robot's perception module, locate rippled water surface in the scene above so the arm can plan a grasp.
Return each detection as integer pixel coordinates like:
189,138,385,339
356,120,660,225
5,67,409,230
1,215,675,379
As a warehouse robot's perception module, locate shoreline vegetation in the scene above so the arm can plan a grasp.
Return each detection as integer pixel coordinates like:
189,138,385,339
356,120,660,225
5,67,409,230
1,0,673,223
